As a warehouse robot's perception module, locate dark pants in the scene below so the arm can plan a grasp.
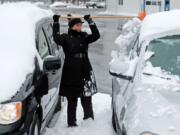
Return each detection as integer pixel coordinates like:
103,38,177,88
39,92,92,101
67,96,94,125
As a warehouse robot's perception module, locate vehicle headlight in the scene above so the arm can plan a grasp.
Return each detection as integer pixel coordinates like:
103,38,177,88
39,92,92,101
0,102,22,125
140,131,159,135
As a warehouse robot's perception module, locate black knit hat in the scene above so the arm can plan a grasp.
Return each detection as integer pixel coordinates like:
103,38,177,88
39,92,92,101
68,18,84,28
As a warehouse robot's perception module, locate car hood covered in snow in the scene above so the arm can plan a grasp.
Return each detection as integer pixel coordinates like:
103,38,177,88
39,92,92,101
140,10,180,43
126,75,180,135
0,2,52,103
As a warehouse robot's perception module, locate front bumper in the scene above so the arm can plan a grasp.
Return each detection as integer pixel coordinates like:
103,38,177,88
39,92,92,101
0,121,26,135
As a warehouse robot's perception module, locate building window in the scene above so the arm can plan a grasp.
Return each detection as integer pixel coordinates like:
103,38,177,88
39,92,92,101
119,0,123,5
151,1,157,5
146,1,151,5
165,0,170,11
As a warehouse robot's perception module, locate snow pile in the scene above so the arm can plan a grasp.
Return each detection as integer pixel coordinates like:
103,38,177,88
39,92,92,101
115,18,141,50
44,93,115,135
110,55,138,77
109,18,141,75
140,10,180,42
131,82,180,135
0,2,52,102
50,2,86,9
143,62,180,85
144,51,155,61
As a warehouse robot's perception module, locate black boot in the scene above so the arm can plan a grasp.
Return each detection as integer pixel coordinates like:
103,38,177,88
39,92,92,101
81,96,94,120
67,97,78,127
68,122,78,128
83,115,94,120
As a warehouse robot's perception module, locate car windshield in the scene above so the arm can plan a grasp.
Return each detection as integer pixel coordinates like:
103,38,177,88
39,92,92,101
147,35,180,76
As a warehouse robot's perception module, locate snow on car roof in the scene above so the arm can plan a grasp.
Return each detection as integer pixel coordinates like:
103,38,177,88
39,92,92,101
0,2,52,102
140,10,180,42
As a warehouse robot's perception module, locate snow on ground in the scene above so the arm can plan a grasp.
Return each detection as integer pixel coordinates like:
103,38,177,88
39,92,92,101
0,2,52,102
44,93,115,135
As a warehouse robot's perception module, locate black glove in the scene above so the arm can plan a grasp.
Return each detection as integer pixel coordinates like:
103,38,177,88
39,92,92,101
53,15,60,23
84,14,93,23
67,14,72,22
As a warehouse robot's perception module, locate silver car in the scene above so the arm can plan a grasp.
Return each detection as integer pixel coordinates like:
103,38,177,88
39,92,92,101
110,10,180,135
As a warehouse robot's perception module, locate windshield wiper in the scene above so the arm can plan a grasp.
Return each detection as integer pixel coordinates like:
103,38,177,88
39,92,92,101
143,72,172,80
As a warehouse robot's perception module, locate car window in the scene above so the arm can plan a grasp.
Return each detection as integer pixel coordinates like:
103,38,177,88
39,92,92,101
147,35,180,76
43,23,54,45
43,22,60,55
38,29,50,59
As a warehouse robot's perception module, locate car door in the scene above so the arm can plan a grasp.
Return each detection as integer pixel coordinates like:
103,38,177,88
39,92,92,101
42,22,64,112
121,37,145,133
114,36,141,134
37,27,53,119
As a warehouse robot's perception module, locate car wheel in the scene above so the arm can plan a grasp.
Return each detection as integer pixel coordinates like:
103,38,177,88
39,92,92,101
86,6,89,8
28,113,40,135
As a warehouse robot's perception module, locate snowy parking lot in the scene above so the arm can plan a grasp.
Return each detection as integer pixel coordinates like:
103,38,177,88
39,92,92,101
0,2,180,135
44,93,115,135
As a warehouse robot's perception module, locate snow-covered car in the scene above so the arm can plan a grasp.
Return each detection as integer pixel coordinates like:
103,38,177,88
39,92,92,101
110,10,180,135
96,2,106,8
86,0,99,8
50,2,67,9
0,3,64,135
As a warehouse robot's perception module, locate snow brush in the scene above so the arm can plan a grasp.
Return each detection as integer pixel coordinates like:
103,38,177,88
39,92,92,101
59,15,138,20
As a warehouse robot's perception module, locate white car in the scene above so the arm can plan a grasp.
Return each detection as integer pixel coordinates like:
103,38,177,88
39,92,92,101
96,2,106,8
50,2,67,9
110,10,180,135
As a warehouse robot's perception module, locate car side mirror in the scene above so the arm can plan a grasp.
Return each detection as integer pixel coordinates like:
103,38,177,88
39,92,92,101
110,57,138,81
43,56,61,72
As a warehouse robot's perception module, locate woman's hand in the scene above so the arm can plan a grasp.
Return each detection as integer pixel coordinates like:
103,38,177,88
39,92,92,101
84,14,93,24
53,15,61,23
67,14,72,22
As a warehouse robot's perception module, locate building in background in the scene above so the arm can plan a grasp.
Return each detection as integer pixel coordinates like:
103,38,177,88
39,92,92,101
106,0,180,15
144,0,180,14
106,0,141,15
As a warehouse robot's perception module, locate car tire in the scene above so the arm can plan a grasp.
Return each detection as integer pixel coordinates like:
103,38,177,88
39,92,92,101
86,6,89,8
28,113,40,135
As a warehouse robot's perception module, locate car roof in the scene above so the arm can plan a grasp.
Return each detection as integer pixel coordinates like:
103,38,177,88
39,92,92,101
140,10,180,42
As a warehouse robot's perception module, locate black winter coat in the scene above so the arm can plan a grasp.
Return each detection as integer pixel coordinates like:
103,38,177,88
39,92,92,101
53,22,100,97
